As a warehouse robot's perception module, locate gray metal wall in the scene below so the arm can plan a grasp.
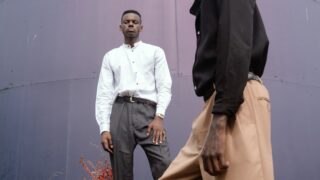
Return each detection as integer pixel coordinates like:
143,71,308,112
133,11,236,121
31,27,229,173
1,0,319,179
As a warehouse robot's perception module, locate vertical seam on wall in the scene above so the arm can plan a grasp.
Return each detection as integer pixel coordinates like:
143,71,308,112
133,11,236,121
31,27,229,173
65,85,72,179
174,0,180,76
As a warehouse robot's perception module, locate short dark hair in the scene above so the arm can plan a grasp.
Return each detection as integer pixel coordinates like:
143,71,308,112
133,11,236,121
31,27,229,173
121,10,142,22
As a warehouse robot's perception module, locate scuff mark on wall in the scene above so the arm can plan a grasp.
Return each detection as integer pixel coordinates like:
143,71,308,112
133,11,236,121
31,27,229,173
27,34,38,44
33,34,38,41
265,77,320,89
0,76,97,93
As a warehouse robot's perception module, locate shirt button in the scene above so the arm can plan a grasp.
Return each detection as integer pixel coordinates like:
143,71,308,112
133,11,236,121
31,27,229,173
132,61,135,63
194,86,197,90
136,83,139,85
197,31,200,35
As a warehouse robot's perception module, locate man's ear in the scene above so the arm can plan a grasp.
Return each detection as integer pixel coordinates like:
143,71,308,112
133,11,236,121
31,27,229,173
140,25,144,32
119,25,122,31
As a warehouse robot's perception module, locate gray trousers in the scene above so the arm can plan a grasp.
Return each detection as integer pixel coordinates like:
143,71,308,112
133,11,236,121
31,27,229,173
109,99,171,180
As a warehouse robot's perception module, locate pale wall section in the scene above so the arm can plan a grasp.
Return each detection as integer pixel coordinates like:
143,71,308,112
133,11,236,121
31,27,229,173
1,0,320,179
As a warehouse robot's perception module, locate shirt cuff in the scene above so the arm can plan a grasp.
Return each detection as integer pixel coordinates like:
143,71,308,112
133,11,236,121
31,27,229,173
99,124,110,134
156,107,166,117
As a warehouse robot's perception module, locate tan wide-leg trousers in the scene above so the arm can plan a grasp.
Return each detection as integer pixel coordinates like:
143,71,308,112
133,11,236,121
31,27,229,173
160,80,274,180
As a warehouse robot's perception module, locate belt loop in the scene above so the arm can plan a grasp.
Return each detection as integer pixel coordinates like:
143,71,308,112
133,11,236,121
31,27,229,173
129,96,135,102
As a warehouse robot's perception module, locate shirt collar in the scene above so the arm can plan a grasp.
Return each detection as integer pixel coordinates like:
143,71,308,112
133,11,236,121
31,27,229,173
123,41,142,49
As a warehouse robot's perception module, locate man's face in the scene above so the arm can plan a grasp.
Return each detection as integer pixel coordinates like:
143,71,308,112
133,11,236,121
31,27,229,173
120,13,143,39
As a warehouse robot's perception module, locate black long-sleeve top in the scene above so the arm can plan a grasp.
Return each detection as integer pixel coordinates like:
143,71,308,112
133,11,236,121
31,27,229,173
190,0,269,121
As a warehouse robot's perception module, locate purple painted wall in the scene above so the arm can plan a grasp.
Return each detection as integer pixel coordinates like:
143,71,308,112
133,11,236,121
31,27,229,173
1,0,320,179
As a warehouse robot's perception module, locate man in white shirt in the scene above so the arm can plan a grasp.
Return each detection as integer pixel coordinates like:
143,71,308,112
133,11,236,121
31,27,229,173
95,9,172,180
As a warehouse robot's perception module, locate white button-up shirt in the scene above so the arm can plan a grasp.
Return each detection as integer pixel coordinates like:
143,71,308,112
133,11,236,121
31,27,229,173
95,41,172,133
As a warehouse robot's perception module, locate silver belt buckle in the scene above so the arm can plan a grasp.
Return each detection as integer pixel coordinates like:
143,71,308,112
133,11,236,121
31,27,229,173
129,96,135,103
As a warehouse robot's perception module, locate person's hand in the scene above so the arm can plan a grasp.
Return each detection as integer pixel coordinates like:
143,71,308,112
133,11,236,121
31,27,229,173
202,114,229,176
147,116,165,145
101,131,113,153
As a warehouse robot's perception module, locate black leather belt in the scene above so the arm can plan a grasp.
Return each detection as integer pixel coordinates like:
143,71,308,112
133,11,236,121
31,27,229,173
248,72,262,83
116,96,157,107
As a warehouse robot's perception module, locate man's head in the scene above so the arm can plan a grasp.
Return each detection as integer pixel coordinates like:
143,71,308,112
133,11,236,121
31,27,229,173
120,10,143,42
